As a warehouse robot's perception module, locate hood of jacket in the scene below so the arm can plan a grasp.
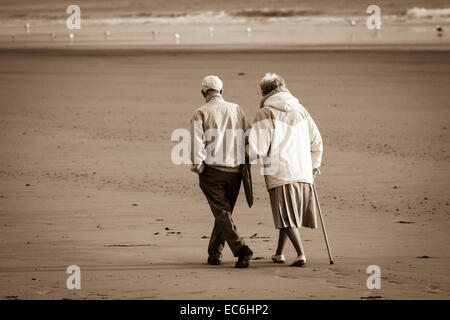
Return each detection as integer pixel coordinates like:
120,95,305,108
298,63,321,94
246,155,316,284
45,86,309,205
263,91,301,112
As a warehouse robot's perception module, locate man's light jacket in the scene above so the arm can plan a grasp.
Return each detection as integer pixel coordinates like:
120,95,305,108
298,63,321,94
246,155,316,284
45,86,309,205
190,93,248,173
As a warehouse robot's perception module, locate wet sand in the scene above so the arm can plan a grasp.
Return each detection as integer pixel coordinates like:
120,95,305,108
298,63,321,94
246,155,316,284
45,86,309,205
0,48,449,299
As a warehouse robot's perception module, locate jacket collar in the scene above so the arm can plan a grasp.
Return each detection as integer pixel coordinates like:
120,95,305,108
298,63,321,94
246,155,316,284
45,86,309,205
205,92,223,103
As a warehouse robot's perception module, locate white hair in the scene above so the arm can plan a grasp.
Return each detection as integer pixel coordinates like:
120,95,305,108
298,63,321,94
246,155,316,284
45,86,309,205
259,73,286,95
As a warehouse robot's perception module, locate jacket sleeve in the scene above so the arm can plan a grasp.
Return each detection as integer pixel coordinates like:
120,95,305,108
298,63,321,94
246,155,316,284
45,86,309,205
307,116,323,169
236,106,251,163
190,110,206,172
238,106,251,132
248,108,274,164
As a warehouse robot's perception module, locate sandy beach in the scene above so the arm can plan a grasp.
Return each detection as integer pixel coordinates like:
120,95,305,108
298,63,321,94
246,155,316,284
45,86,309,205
0,48,449,299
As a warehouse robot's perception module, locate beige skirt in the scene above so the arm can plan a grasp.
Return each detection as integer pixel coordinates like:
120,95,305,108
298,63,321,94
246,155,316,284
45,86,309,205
269,182,318,229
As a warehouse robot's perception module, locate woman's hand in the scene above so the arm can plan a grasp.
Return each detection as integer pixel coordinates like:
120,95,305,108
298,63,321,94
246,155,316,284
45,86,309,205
313,168,321,177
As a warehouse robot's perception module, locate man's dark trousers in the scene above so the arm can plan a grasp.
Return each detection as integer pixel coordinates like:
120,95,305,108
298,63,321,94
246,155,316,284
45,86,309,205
199,166,246,260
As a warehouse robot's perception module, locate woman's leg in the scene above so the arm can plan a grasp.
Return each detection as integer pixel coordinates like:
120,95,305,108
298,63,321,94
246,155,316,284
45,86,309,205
275,229,288,255
285,227,305,257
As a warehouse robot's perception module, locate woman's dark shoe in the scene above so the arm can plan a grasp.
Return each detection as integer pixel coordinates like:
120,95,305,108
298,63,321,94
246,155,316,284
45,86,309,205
235,246,253,268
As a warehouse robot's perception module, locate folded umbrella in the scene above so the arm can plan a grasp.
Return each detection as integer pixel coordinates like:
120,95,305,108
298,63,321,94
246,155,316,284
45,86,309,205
240,163,253,208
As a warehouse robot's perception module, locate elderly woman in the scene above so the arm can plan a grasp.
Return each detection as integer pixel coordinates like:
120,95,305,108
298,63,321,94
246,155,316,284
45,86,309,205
249,73,323,266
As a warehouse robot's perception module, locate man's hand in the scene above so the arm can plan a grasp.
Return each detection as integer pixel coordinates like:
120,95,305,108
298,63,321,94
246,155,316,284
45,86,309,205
313,167,321,177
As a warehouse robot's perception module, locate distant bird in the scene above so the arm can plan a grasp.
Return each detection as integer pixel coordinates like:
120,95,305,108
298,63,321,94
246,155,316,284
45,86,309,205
11,34,15,42
104,30,111,40
347,18,356,26
69,33,74,42
152,30,158,40
436,24,444,37
246,26,252,38
24,23,30,34
49,32,56,40
209,26,214,37
174,33,180,44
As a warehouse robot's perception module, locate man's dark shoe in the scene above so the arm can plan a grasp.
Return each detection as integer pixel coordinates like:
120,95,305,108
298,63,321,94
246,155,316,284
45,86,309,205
207,257,221,265
235,246,253,268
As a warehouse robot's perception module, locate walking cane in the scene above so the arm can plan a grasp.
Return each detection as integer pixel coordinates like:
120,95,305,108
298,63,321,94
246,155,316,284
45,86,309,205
312,178,334,265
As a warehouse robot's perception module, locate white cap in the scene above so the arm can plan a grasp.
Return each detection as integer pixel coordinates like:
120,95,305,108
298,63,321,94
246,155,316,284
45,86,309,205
201,75,223,92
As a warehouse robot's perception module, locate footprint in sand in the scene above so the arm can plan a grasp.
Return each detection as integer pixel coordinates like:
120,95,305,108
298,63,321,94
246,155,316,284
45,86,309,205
386,280,405,285
426,291,439,295
333,285,353,290
272,269,302,280
276,274,301,280
328,267,351,277
360,295,383,300
425,285,442,295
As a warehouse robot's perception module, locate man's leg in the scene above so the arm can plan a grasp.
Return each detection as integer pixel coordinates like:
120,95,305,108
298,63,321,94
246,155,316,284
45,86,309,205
208,219,225,262
199,169,245,258
225,171,253,268
226,172,241,212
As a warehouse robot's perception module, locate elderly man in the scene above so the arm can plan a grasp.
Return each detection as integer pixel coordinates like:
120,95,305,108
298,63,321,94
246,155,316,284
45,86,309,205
190,75,253,268
249,73,323,266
